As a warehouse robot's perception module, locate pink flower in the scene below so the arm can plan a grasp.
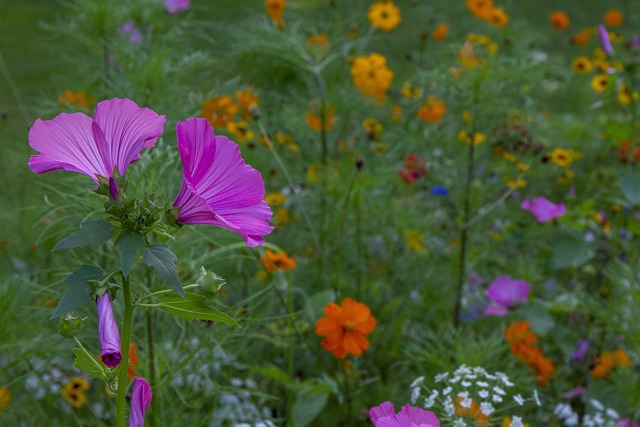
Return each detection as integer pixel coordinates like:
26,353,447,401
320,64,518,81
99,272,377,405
164,0,190,13
521,196,566,223
487,275,530,307
369,401,440,427
28,98,165,198
172,118,274,247
598,24,614,55
96,294,122,368
129,377,152,427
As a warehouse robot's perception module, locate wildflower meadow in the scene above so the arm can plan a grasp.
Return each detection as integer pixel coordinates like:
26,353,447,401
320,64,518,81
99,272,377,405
2,0,640,425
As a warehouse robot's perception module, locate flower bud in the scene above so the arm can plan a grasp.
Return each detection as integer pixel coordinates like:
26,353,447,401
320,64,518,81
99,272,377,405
96,294,122,368
58,312,86,338
197,267,226,301
129,377,152,427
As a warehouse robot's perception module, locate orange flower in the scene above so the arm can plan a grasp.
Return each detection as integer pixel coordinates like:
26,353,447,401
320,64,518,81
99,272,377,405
417,96,446,123
368,1,401,32
592,349,633,379
307,33,329,48
235,88,259,120
454,396,490,425
487,7,509,28
604,9,623,28
571,29,591,46
505,321,555,387
58,89,95,109
265,0,285,29
549,11,569,31
315,297,377,358
127,342,139,381
432,23,448,41
465,0,494,20
305,100,336,131
260,249,297,272
0,386,10,412
350,53,394,102
201,95,238,128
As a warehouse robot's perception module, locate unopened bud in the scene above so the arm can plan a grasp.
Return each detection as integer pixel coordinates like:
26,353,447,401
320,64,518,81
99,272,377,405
355,156,365,171
197,267,226,301
58,312,86,338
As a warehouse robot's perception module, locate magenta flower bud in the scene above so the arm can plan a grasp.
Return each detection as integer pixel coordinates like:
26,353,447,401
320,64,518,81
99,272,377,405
96,294,122,368
632,35,640,51
129,377,152,427
598,24,614,55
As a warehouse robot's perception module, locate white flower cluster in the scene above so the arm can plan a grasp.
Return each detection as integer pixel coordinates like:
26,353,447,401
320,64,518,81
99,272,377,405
411,365,541,425
553,399,620,427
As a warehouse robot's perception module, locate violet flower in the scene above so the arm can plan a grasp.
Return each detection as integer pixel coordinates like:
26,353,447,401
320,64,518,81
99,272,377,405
164,0,190,13
369,402,440,427
521,196,566,223
172,118,274,247
485,275,530,316
28,98,165,198
563,387,585,399
117,21,143,44
570,339,590,362
129,377,152,427
618,419,640,427
598,24,614,55
632,35,640,51
96,294,122,368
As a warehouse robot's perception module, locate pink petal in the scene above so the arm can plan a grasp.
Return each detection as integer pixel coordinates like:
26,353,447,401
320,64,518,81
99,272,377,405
173,118,274,246
399,405,440,426
28,113,109,182
370,402,397,423
92,98,166,175
129,377,152,427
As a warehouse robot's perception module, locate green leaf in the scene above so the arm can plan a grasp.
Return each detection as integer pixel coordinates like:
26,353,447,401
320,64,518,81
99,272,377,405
142,244,183,296
115,230,144,277
51,265,104,318
53,219,114,251
160,292,239,327
617,169,640,205
517,303,555,336
72,348,105,380
292,382,331,427
549,229,594,269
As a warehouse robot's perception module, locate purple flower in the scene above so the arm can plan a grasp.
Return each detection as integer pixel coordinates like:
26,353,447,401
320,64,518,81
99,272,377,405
96,294,122,368
632,35,640,51
563,387,585,399
370,402,439,427
28,98,166,198
172,118,274,247
484,302,509,317
618,419,640,427
487,275,530,307
164,0,189,13
118,21,143,44
598,24,614,55
129,377,152,427
570,339,590,362
521,196,566,223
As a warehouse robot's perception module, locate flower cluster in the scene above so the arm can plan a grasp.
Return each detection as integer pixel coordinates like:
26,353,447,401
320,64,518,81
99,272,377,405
201,88,260,142
61,377,90,408
554,399,622,426
350,53,394,102
417,96,447,123
465,0,509,28
410,365,540,426
259,249,297,272
504,321,555,387
398,153,428,184
590,348,632,379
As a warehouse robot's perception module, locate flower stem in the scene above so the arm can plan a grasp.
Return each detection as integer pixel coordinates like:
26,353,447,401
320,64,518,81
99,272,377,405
145,308,158,427
115,275,134,427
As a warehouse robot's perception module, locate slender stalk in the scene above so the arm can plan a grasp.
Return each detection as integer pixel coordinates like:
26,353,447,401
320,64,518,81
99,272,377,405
116,275,134,427
453,141,476,327
334,167,360,296
145,308,157,427
343,361,353,426
285,270,294,427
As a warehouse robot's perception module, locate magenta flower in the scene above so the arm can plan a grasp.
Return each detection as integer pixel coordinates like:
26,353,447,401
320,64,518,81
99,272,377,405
172,118,273,247
96,294,122,368
369,402,440,427
164,0,190,13
618,419,640,427
117,21,143,44
570,339,590,362
598,24,614,55
521,196,566,223
28,98,165,198
563,387,585,399
129,377,152,427
485,275,530,316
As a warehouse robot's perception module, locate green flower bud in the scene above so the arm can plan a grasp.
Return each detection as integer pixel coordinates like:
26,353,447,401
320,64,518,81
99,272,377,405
58,312,86,338
197,267,226,301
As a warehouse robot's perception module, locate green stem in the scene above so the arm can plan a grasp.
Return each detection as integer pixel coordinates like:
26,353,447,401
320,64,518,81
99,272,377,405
286,270,294,427
146,308,157,427
116,275,134,427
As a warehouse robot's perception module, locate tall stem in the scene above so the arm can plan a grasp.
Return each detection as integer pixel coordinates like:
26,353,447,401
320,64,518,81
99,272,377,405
116,275,134,427
145,308,157,427
453,141,476,327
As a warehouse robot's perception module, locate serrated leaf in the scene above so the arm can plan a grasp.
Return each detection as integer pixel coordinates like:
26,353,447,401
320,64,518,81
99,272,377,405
142,244,183,296
53,219,114,251
617,169,640,205
72,348,105,379
51,265,104,318
160,292,239,326
549,229,594,269
115,230,144,277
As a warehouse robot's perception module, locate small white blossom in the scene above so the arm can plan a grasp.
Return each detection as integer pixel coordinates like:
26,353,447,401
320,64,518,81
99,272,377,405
590,399,604,412
411,387,420,404
460,397,473,409
411,376,425,388
533,390,541,406
461,380,472,387
493,386,506,396
444,402,455,417
453,419,467,427
510,416,524,427
478,390,489,399
434,372,449,383
605,408,619,419
492,394,503,403
480,401,495,416
458,391,469,399
513,394,525,406
476,381,489,388
443,386,452,395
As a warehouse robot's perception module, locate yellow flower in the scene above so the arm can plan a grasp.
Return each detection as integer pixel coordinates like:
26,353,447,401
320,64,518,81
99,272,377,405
571,56,592,73
401,81,422,100
557,169,574,185
506,178,526,188
458,130,485,146
487,7,509,28
226,121,254,142
235,88,259,120
276,208,292,225
367,1,401,32
265,0,285,29
591,75,609,93
550,148,578,167
432,23,448,41
61,382,88,408
0,387,11,412
417,96,446,123
362,118,383,140
350,53,394,102
201,95,238,128
465,0,494,21
618,84,639,105
67,377,90,392
390,105,403,123
307,163,321,184
404,230,427,253
265,192,286,206
502,417,529,427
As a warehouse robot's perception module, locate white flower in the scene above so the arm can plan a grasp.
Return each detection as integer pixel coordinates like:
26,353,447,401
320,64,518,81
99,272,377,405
479,390,489,399
411,387,421,404
510,416,524,427
411,376,425,388
533,390,541,406
493,386,506,396
590,399,604,412
424,396,435,409
458,391,470,399
565,414,579,426
460,397,473,409
453,419,467,427
496,372,514,386
492,394,503,403
461,380,472,387
605,408,619,419
434,372,449,383
480,401,495,416
443,387,452,395
444,401,455,417
513,394,525,406
476,381,489,388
